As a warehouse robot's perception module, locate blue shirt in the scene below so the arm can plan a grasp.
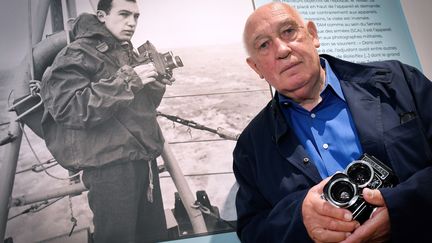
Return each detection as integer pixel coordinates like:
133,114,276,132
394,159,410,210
278,58,363,178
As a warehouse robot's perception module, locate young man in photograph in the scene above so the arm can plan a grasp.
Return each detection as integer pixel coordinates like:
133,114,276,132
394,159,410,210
41,0,173,242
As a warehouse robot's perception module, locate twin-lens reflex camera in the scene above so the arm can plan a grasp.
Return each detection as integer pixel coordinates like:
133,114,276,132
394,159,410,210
322,154,397,223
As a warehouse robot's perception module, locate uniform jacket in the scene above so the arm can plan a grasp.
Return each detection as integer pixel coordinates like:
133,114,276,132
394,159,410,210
233,54,432,242
41,14,165,170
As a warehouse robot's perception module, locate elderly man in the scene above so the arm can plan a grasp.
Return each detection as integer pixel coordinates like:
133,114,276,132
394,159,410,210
41,0,173,242
233,2,432,243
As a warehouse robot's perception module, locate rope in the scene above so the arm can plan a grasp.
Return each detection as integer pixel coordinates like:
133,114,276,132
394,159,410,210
192,201,236,229
15,158,58,174
159,171,233,179
157,111,239,141
67,196,77,236
20,123,82,181
0,121,10,127
168,138,227,145
163,89,268,99
8,197,64,221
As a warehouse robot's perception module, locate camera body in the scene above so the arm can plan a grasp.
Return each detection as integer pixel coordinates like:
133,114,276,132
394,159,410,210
322,154,397,223
135,40,183,81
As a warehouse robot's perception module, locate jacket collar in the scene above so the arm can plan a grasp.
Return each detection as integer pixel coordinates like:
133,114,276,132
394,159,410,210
269,55,393,180
324,54,392,161
71,13,132,51
321,54,393,84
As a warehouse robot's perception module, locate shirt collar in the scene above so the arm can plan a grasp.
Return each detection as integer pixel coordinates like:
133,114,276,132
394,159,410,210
321,57,345,101
278,57,345,106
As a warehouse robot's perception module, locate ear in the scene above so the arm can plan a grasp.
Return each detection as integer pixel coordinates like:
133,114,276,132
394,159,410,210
96,10,107,23
306,20,320,48
246,57,264,79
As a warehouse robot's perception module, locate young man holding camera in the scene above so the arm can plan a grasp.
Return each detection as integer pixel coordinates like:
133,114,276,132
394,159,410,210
41,0,173,242
234,2,432,242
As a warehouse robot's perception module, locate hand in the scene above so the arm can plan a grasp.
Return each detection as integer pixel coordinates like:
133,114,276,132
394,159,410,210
341,188,391,243
302,178,360,243
158,77,175,86
133,63,158,86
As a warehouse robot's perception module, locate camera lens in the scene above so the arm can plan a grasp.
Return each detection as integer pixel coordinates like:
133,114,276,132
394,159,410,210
346,161,374,188
324,173,358,208
163,52,184,69
330,180,356,205
174,56,184,67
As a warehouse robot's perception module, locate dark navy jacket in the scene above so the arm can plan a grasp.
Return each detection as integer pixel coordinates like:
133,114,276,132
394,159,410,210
233,55,432,242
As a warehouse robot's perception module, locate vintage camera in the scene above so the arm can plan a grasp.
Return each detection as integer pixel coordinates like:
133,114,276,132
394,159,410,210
135,40,183,81
322,154,397,223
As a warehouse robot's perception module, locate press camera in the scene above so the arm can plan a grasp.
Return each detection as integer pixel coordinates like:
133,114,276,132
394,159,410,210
136,40,183,81
322,154,397,223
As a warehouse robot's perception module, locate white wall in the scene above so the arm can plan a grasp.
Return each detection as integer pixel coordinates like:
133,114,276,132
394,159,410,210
401,0,432,80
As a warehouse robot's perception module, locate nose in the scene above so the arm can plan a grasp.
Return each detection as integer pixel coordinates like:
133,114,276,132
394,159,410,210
274,38,291,59
126,16,137,27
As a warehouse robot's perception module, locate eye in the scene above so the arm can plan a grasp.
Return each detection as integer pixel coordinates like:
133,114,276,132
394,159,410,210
281,26,296,38
256,40,269,50
260,42,269,49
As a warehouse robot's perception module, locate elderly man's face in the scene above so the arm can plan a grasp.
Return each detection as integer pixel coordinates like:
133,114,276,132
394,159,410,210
245,3,323,102
97,0,140,41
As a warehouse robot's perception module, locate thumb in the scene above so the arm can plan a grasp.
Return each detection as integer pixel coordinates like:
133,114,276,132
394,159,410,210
362,188,385,206
312,176,332,194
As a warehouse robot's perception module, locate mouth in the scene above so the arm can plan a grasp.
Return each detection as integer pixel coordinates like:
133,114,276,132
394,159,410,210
123,30,134,35
280,62,301,75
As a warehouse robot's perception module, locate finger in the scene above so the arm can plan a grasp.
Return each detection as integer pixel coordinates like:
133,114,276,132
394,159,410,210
322,216,360,232
310,227,352,243
312,177,355,222
342,208,388,243
341,224,372,243
159,79,173,85
362,188,385,206
140,77,156,85
370,206,385,218
139,70,158,79
308,177,331,195
317,177,332,189
152,81,166,89
139,62,155,69
304,178,354,223
134,63,156,73
309,213,360,233
314,200,354,222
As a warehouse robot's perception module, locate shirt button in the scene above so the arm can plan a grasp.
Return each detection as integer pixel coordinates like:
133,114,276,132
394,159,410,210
311,113,316,118
303,157,310,164
323,143,329,150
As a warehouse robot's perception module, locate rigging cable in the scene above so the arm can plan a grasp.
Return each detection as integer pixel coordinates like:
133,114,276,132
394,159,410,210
20,123,81,181
7,197,64,221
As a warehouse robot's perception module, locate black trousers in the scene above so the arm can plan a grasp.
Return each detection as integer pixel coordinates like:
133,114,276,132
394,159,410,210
82,159,167,243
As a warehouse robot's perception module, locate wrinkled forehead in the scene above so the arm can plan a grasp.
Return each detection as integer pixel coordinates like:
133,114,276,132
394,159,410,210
244,3,302,40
